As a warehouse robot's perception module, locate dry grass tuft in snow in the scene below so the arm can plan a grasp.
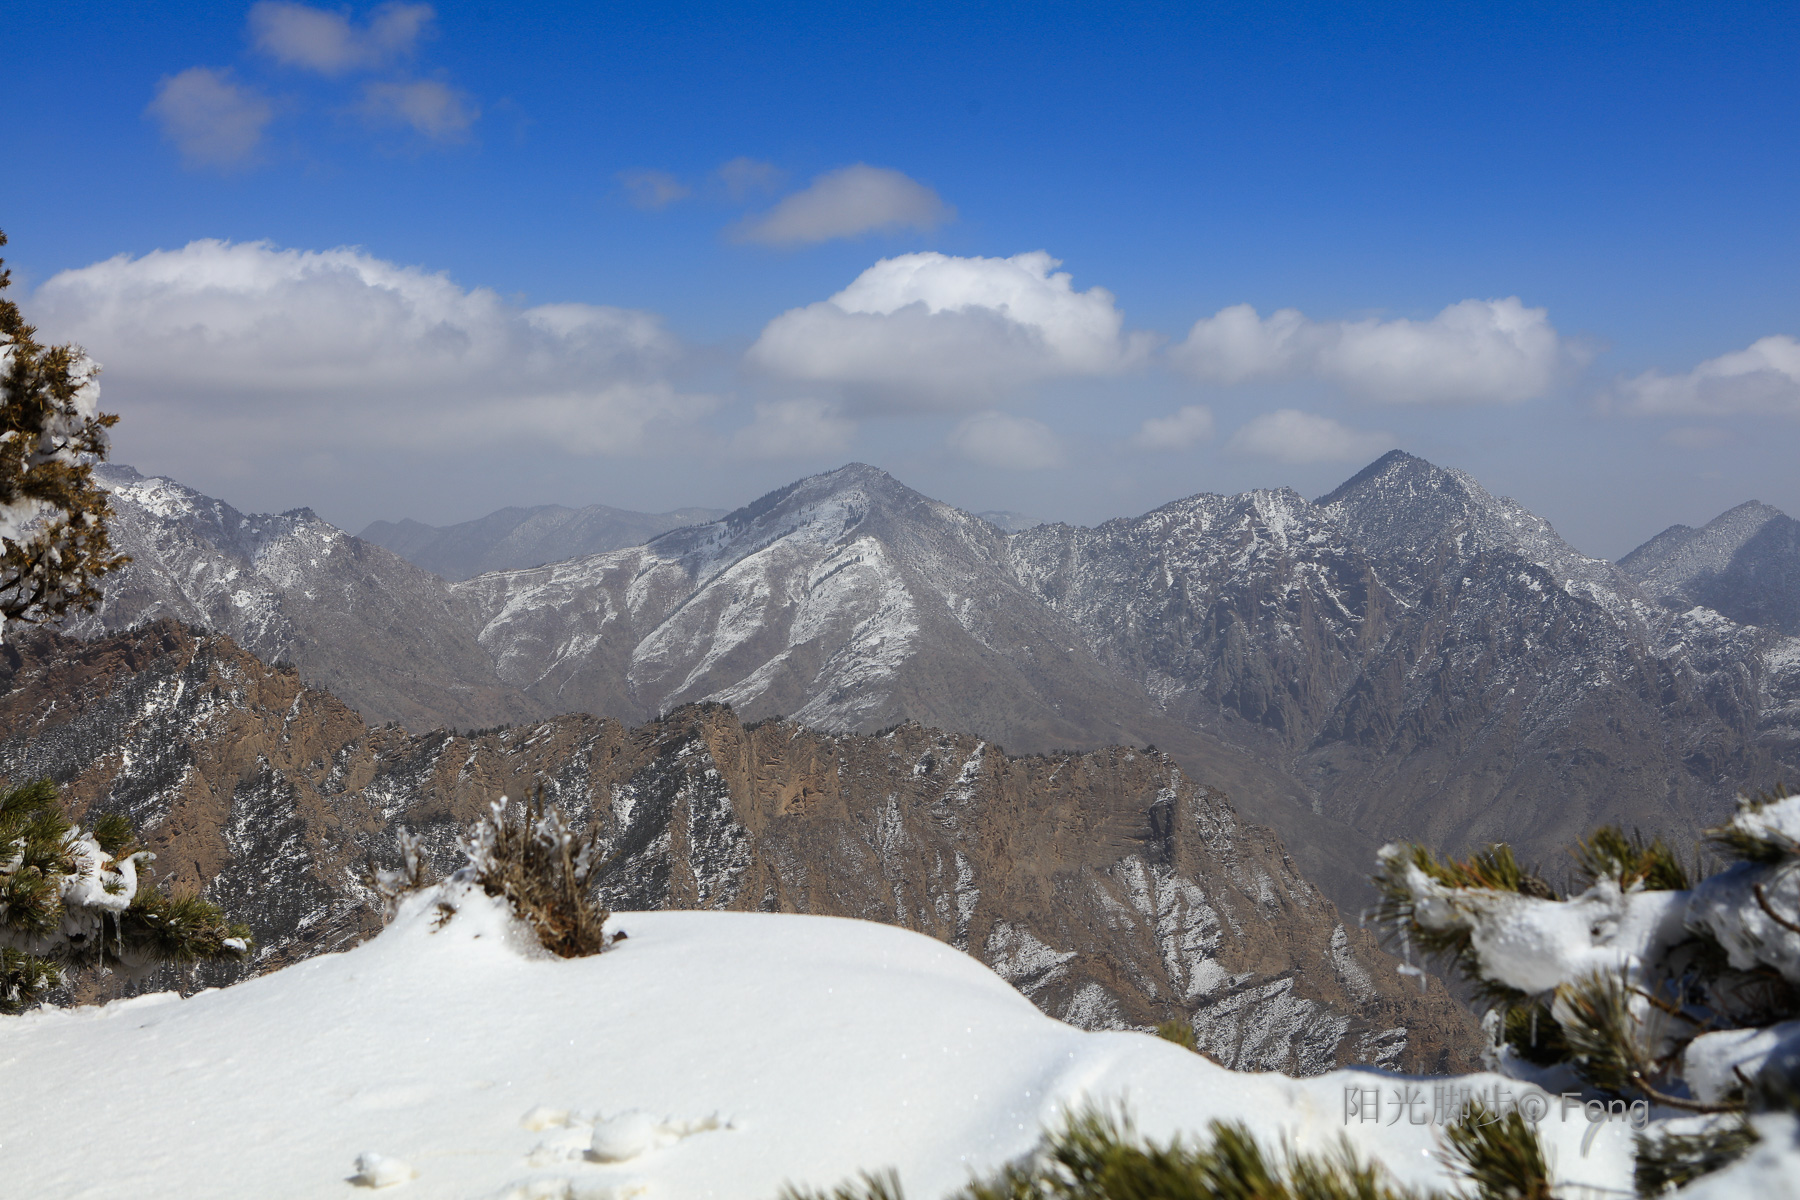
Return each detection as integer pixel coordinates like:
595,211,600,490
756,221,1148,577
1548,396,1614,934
460,791,612,958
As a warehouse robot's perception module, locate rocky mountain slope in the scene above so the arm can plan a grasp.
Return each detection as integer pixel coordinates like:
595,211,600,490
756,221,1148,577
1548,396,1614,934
68,464,544,731
1621,499,1800,637
0,623,1478,1074
70,455,1800,906
1011,452,1800,870
360,501,726,582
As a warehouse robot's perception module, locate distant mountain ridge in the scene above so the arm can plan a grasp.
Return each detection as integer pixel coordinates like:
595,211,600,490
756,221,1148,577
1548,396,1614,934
1620,500,1800,636
359,501,727,581
69,454,1800,909
74,464,540,731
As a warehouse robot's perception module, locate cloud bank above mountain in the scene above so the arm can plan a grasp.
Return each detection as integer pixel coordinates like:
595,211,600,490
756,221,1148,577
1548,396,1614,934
748,251,1154,405
36,232,1795,554
33,239,709,456
1611,334,1800,416
1172,297,1576,405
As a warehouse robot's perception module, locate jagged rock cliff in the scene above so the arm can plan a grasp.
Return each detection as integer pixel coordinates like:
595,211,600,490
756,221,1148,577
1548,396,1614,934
0,623,1478,1075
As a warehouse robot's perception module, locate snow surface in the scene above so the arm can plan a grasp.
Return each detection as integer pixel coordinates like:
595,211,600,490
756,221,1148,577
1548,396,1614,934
0,881,1645,1199
1682,1112,1800,1200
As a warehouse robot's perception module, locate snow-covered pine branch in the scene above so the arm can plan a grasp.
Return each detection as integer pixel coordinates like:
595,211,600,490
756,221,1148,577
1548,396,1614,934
1373,793,1800,1193
1,778,252,1012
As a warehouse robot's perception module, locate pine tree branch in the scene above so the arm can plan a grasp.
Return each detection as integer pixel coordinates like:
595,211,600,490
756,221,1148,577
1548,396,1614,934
1753,882,1800,935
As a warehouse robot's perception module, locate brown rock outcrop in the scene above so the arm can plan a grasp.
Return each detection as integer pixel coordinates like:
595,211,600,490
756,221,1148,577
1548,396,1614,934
0,623,1479,1074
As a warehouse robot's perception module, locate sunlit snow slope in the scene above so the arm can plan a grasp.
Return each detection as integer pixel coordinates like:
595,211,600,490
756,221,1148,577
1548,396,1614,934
0,886,1639,1200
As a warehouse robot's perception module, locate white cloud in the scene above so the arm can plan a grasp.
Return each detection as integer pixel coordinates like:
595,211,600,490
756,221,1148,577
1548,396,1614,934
1173,297,1573,404
360,79,478,141
730,399,855,459
734,165,953,246
31,240,709,457
1226,409,1394,464
717,157,785,200
146,68,273,168
1131,404,1214,450
747,251,1153,406
1613,335,1800,416
250,2,434,74
947,412,1064,470
618,169,691,211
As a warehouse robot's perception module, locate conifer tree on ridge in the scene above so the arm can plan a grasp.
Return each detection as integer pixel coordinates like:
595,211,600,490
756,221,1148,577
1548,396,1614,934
0,229,127,641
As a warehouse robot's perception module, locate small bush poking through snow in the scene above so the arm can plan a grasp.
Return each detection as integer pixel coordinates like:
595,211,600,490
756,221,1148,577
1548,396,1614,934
1153,1017,1200,1053
461,790,611,958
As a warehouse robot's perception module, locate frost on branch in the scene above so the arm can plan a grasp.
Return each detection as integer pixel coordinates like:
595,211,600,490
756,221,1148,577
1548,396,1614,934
0,230,127,641
1372,796,1800,1194
1,778,252,1012
370,827,437,921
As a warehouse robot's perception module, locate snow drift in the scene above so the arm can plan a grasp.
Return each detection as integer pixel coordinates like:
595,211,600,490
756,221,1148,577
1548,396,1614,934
0,878,1650,1200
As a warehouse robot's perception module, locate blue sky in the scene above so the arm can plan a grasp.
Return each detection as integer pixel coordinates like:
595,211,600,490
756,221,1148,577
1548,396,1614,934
8,1,1799,555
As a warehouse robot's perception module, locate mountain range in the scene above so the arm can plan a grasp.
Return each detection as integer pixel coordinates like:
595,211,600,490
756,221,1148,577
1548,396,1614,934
62,454,1800,910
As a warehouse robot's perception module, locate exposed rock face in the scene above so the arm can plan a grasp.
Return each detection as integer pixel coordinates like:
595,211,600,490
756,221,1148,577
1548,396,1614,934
69,455,1800,907
359,502,727,582
0,623,1478,1075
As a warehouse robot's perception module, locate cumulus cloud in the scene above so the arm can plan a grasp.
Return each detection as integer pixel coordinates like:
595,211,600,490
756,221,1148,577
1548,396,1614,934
146,68,273,168
1173,297,1573,405
618,169,691,211
1226,409,1394,464
359,79,478,141
947,412,1064,470
31,240,709,456
1130,404,1215,450
729,399,855,459
747,251,1153,406
250,1,434,74
734,165,953,246
1612,335,1800,416
717,157,785,200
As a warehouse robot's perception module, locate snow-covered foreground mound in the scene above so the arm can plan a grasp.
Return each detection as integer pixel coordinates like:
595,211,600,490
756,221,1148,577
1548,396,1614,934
3,882,1639,1199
